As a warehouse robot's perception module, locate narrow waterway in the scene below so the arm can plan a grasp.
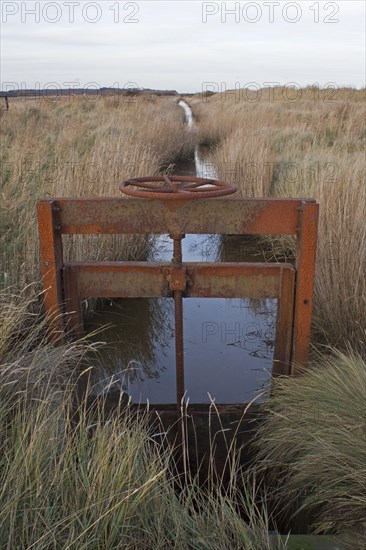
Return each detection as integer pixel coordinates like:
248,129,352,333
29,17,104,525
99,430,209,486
85,100,276,404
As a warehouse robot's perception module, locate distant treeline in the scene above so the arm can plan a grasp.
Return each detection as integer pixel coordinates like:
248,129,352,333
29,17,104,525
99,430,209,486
0,88,179,98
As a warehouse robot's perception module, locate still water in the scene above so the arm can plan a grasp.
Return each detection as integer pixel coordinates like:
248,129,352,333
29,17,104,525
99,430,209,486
85,101,276,404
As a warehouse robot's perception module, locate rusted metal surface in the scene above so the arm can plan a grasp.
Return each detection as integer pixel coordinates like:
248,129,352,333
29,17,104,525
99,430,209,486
37,201,64,342
65,262,171,298
170,233,184,264
184,263,290,299
63,265,84,338
120,175,237,199
292,201,319,373
54,198,314,236
62,262,292,300
273,267,295,377
38,193,318,407
63,261,295,382
168,266,187,292
171,234,185,407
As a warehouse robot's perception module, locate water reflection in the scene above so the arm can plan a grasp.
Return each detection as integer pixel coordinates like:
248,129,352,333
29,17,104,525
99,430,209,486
150,233,220,263
86,298,173,397
195,144,218,179
218,234,266,263
86,296,275,404
85,100,276,404
184,298,275,404
178,99,217,180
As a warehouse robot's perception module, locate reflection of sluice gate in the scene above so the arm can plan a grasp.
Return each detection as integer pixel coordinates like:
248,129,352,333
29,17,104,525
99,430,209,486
65,260,294,384
38,177,318,405
88,296,277,403
85,297,173,396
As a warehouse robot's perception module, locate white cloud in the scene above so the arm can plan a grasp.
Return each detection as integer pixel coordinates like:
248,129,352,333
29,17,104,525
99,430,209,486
1,1,365,91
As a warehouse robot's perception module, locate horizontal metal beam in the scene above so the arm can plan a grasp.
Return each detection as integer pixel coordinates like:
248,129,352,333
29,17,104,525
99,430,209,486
64,262,170,298
186,263,293,299
63,261,295,300
49,197,316,236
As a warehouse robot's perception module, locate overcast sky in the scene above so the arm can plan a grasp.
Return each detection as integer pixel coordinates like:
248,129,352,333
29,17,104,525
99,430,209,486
1,0,365,93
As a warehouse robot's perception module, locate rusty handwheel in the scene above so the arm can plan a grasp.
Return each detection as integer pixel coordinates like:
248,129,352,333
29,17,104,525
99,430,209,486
120,175,237,199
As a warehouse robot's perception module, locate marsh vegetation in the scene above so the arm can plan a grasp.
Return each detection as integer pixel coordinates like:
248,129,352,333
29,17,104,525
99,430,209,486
187,87,366,357
1,89,365,547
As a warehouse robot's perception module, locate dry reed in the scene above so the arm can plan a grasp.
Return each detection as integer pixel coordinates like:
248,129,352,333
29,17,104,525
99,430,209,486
188,87,366,355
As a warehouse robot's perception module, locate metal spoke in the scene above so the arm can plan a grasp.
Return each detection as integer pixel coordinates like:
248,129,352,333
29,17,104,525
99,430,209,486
120,175,237,200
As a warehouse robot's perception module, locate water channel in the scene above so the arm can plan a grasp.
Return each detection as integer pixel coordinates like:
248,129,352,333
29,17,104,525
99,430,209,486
85,101,276,404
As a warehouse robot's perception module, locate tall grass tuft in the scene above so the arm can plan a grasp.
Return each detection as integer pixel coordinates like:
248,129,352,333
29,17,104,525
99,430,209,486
0,287,283,549
1,393,283,549
253,349,366,544
0,286,94,404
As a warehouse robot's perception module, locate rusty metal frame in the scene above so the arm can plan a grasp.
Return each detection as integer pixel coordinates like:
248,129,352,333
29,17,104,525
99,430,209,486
62,261,295,378
37,197,318,397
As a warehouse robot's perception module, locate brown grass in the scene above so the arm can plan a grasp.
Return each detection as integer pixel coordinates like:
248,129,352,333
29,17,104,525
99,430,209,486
0,289,280,550
0,94,195,290
1,88,364,545
187,87,366,355
253,349,366,544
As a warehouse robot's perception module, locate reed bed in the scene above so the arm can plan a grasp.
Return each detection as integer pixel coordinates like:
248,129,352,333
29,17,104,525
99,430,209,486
0,285,90,405
0,397,280,549
1,88,365,546
187,87,366,356
253,349,366,546
0,94,195,291
0,287,283,550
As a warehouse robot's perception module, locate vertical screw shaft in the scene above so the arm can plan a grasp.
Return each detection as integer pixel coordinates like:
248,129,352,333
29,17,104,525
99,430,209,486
170,234,185,407
172,236,183,265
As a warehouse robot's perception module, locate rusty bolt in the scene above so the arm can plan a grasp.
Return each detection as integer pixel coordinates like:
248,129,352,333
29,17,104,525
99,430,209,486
169,267,187,292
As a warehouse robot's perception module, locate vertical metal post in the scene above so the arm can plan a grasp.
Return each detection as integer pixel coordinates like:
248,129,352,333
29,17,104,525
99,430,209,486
170,234,185,407
273,267,295,377
37,200,64,343
292,201,319,373
63,265,85,339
